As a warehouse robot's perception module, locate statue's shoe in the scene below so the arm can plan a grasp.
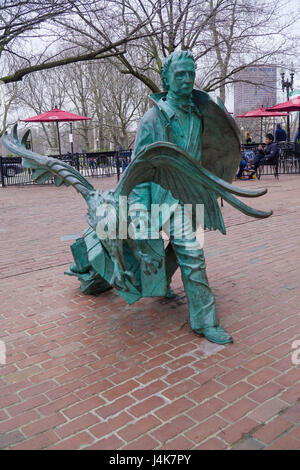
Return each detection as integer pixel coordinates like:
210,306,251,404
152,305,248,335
194,326,233,345
70,262,79,273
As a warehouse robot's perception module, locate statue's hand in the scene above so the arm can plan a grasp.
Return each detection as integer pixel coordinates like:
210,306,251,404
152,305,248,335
139,253,162,276
110,261,135,292
127,239,163,276
128,240,163,276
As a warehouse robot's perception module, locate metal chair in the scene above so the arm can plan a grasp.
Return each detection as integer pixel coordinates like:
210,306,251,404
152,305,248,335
256,158,279,180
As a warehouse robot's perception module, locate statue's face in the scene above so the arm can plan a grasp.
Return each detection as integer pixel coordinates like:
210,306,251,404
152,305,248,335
167,58,196,97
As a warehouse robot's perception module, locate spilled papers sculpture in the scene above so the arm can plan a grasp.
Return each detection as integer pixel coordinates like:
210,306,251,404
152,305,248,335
3,50,272,344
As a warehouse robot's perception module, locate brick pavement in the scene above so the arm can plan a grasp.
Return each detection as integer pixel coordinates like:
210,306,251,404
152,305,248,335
0,174,299,450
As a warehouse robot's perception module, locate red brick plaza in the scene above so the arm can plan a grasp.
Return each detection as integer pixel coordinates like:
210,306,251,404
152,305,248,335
0,174,299,450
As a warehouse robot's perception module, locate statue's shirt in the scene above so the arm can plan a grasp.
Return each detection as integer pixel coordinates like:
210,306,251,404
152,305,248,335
129,88,242,234
158,96,203,161
130,92,205,215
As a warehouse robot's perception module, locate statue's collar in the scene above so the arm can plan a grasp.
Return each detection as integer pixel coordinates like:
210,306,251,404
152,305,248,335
149,89,205,122
150,89,206,104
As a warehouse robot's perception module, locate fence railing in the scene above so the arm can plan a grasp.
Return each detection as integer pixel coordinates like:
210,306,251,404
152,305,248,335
0,150,132,187
1,143,300,187
241,142,300,176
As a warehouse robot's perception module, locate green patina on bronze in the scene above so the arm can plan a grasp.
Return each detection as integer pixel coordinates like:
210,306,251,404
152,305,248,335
2,50,272,345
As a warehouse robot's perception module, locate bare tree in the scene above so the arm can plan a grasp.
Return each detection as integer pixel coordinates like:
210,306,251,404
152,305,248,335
63,0,225,93
2,0,300,142
0,0,155,85
17,57,150,153
206,0,300,103
55,0,299,102
101,62,149,148
18,68,69,151
0,1,70,56
0,81,19,138
60,63,94,150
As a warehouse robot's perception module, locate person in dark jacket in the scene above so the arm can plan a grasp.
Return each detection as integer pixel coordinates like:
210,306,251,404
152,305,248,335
251,133,279,176
275,123,287,142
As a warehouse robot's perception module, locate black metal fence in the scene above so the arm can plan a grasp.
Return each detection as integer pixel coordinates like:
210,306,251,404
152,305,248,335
241,142,300,176
1,143,300,187
0,150,132,187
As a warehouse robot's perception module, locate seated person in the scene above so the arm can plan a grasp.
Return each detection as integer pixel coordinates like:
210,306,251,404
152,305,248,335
244,149,255,164
251,133,279,177
236,149,255,179
236,157,247,178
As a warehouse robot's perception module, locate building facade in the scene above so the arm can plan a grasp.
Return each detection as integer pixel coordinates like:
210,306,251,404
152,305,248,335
234,65,278,142
234,65,277,115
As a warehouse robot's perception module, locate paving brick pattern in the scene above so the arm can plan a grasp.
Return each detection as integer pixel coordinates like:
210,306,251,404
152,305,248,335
0,175,299,450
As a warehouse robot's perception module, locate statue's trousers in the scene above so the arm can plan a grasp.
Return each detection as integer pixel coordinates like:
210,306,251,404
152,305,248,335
166,204,220,330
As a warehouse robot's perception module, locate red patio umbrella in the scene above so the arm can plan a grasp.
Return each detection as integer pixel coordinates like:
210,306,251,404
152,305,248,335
266,96,300,141
21,108,91,156
235,107,289,142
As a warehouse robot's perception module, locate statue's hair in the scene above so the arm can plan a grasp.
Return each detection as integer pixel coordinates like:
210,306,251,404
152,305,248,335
161,50,196,91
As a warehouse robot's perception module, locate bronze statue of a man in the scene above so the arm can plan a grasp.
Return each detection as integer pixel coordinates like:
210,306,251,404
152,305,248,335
3,51,272,347
129,50,233,344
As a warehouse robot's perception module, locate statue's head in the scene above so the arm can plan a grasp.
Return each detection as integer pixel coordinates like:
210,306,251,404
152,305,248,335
161,50,196,97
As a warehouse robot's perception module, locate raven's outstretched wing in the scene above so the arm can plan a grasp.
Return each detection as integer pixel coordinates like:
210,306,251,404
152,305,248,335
2,124,94,197
114,142,272,233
